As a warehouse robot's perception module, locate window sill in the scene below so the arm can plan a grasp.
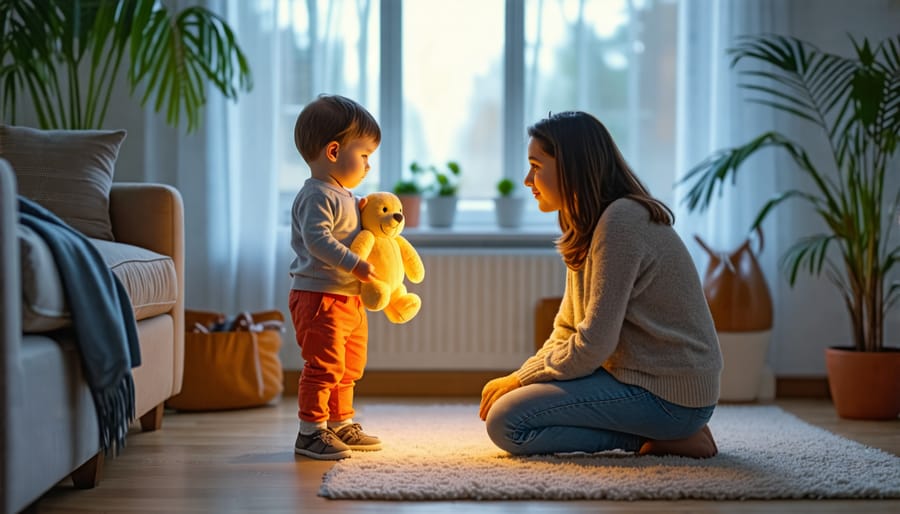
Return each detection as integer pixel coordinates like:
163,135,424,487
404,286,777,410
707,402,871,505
403,225,560,249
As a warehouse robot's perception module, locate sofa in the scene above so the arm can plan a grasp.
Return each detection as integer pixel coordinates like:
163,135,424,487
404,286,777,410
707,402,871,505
0,125,185,513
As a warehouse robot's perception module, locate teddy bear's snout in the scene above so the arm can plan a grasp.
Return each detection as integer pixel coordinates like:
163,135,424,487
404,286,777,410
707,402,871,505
393,213,404,223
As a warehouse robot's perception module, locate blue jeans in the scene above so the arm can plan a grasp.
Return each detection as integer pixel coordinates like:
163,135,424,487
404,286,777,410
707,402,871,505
485,368,715,455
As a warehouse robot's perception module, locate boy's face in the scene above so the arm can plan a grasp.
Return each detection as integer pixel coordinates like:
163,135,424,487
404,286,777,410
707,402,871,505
328,136,379,189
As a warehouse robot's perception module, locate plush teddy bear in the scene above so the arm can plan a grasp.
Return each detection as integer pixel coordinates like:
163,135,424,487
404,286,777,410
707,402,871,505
350,192,425,324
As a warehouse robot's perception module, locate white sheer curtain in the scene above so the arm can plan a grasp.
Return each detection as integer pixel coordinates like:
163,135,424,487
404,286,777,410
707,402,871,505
673,0,789,379
674,0,792,283
146,0,383,345
674,0,789,257
144,0,281,314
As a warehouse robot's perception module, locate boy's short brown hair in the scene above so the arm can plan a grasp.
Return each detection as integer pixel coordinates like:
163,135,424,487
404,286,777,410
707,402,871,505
294,94,381,163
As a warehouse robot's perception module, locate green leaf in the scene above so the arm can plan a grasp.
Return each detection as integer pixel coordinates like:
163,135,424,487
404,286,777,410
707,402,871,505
1,0,251,132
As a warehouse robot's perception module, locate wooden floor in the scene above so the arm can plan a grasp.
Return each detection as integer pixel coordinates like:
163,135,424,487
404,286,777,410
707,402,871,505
33,396,899,514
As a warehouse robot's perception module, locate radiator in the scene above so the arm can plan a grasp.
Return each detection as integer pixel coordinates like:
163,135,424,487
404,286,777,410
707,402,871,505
275,225,567,370
366,249,566,370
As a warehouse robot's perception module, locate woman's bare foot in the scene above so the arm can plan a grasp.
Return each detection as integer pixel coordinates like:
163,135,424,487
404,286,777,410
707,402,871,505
637,425,718,458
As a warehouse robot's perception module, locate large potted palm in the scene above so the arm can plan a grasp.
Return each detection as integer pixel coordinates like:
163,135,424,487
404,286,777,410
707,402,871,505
0,0,251,131
681,33,899,419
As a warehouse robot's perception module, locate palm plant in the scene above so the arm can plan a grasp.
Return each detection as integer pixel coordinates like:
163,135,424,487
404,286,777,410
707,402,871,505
681,33,900,353
0,0,251,132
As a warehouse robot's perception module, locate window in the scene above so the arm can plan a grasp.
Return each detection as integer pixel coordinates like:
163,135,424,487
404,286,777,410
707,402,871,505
525,0,679,211
275,0,381,222
403,0,504,200
274,0,678,227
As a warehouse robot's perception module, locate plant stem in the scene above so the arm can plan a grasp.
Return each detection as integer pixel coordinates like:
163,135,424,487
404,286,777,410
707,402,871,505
96,44,128,130
66,59,81,128
22,70,56,128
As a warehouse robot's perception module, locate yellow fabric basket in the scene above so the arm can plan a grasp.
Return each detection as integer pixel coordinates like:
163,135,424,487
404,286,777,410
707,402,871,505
166,309,284,411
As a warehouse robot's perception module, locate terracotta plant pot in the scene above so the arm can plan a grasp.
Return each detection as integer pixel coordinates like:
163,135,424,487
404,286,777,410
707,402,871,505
397,194,421,228
825,346,900,420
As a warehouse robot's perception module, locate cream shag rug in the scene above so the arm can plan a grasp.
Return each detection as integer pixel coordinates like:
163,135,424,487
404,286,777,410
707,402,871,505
319,404,900,500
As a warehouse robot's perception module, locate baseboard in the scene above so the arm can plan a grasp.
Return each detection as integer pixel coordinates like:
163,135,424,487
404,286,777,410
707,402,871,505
776,376,831,398
282,370,830,399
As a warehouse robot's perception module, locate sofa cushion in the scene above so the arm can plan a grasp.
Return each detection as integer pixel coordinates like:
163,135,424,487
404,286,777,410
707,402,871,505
19,230,177,332
0,124,126,241
91,239,178,321
19,225,70,332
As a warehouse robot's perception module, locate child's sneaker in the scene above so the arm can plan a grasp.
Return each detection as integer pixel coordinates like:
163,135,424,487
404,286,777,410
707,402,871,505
332,423,383,451
294,428,352,460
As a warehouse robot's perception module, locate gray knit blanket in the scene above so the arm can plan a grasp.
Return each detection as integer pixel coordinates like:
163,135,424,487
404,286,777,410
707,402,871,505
18,196,140,454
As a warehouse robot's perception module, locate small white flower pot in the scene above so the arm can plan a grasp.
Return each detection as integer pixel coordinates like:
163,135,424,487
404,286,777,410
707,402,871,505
426,196,457,228
494,196,524,228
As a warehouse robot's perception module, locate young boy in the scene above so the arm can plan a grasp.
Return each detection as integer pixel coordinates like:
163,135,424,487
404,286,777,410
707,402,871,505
289,94,382,460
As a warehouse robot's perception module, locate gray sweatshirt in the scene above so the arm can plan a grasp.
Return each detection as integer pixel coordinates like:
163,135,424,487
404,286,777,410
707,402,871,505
516,198,722,408
289,178,361,296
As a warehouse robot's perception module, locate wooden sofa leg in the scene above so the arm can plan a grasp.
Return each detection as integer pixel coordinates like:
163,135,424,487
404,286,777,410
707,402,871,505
71,452,104,489
140,402,165,432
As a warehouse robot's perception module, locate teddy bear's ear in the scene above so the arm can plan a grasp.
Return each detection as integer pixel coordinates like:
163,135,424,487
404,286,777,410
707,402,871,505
358,197,368,211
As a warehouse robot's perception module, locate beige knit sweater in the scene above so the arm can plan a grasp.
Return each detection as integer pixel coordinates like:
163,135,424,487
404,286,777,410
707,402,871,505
516,198,722,408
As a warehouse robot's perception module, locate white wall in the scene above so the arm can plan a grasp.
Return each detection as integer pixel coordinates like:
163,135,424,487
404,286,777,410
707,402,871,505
767,0,900,375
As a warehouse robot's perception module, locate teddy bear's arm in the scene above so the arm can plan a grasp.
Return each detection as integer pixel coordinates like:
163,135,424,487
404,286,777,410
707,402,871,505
350,230,376,260
395,235,425,284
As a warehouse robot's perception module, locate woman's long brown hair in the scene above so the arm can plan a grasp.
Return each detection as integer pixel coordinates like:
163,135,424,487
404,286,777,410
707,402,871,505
527,111,673,270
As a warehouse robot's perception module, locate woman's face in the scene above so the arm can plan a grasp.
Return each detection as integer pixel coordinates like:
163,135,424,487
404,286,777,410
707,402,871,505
524,137,562,212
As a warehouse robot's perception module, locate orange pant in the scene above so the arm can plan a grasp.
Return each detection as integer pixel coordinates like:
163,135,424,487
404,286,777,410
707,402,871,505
289,290,368,423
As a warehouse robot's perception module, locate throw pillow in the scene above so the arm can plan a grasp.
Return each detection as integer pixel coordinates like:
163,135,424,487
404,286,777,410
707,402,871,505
0,124,127,241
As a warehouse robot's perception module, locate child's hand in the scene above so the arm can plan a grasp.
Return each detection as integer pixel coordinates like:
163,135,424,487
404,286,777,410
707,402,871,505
352,259,380,283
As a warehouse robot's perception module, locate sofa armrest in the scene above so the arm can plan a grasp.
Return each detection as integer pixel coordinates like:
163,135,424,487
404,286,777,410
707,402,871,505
1,159,22,373
109,183,183,260
1,159,23,512
109,182,185,394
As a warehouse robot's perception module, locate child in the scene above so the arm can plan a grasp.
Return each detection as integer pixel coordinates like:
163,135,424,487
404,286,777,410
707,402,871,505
289,94,382,460
480,111,723,459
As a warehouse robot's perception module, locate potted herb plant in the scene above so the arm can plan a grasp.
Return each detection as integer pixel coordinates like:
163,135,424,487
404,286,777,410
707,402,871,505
415,160,461,228
681,33,900,419
494,177,525,229
393,162,426,228
0,0,251,132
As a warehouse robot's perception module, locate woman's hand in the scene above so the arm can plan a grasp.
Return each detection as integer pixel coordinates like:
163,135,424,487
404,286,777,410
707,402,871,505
479,374,521,421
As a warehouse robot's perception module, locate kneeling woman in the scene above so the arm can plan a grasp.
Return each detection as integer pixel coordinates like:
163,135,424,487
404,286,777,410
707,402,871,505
480,111,722,459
